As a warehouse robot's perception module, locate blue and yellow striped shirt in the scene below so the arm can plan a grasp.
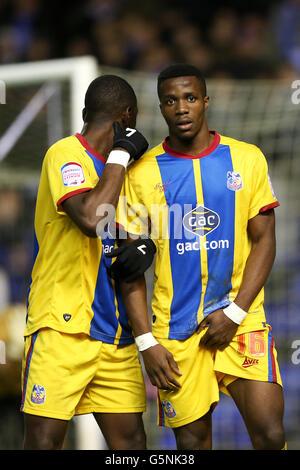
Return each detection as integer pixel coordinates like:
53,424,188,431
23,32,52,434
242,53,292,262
26,133,133,345
117,131,279,340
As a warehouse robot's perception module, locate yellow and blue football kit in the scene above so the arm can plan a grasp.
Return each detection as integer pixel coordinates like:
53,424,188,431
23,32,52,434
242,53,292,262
21,133,146,419
117,131,281,427
21,328,145,419
25,133,133,344
157,323,281,428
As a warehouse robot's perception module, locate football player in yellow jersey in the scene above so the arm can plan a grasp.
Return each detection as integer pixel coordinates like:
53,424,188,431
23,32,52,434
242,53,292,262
110,64,287,450
21,75,150,449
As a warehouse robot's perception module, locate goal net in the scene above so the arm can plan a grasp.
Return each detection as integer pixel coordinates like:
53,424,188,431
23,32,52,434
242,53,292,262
0,57,299,450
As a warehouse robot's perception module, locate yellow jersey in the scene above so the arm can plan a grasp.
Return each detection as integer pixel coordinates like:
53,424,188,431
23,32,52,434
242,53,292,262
117,131,279,339
26,133,134,345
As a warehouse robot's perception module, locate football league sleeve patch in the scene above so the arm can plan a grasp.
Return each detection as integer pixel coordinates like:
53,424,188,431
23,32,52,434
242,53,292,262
46,148,94,213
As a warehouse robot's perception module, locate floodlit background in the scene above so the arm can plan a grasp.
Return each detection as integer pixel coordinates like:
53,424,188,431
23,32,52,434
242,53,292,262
0,0,299,450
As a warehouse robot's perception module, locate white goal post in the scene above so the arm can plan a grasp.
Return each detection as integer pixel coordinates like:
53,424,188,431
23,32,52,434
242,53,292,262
0,55,98,135
0,56,108,450
0,56,99,187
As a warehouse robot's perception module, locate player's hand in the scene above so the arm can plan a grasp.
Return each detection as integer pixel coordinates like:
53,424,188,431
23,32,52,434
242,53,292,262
141,344,182,391
197,309,238,351
112,122,149,160
106,238,156,283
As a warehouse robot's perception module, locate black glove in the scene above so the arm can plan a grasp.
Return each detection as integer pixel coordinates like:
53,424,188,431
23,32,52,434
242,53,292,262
106,238,156,283
112,122,149,160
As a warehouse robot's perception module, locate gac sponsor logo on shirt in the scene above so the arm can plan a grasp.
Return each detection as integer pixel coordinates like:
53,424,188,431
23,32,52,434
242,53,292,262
176,238,229,255
183,205,220,238
102,243,114,254
177,204,229,254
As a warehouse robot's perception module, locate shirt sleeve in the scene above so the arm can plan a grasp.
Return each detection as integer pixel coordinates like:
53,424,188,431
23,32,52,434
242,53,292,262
248,148,280,220
116,169,149,237
45,144,95,213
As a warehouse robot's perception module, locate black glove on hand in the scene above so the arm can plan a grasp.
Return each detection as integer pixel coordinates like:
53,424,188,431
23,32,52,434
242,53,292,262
112,122,149,160
106,238,156,283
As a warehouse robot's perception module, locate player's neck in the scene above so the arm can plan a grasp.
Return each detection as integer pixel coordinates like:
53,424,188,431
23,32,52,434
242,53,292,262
80,122,114,159
168,123,213,156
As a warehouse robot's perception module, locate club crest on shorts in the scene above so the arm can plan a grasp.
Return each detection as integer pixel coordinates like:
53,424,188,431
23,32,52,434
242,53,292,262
162,400,176,418
31,384,46,404
183,205,220,238
227,171,243,191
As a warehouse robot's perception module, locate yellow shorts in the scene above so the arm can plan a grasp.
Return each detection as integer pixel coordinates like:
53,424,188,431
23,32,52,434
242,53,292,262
215,324,282,395
20,328,146,420
157,324,282,428
157,332,220,428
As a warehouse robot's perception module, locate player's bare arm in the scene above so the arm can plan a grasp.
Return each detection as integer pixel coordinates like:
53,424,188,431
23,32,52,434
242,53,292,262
115,237,182,391
62,161,125,237
63,122,148,237
233,208,276,311
120,274,182,391
199,209,276,350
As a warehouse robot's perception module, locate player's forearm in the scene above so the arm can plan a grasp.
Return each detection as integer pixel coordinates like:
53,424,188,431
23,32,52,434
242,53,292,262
63,123,148,238
119,275,152,337
81,164,125,229
120,275,182,391
234,224,276,312
63,164,125,237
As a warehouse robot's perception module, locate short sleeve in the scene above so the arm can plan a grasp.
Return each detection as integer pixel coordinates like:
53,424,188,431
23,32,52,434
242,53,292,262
116,170,149,237
248,149,279,220
45,144,95,213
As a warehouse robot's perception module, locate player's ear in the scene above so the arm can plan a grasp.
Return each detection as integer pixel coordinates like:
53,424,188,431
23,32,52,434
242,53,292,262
122,105,137,128
82,108,87,122
204,96,210,111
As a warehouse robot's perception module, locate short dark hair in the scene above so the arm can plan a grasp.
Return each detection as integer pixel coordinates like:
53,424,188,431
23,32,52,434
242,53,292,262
84,75,137,123
157,64,207,98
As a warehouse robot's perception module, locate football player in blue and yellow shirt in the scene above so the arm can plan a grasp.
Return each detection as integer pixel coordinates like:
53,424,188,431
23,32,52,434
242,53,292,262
113,64,287,450
21,75,149,449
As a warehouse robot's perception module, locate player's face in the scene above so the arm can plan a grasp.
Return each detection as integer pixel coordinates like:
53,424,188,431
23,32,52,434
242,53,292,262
159,76,209,142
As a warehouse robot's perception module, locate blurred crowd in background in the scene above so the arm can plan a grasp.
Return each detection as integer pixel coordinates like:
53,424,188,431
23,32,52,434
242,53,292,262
0,0,299,79
0,187,33,308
